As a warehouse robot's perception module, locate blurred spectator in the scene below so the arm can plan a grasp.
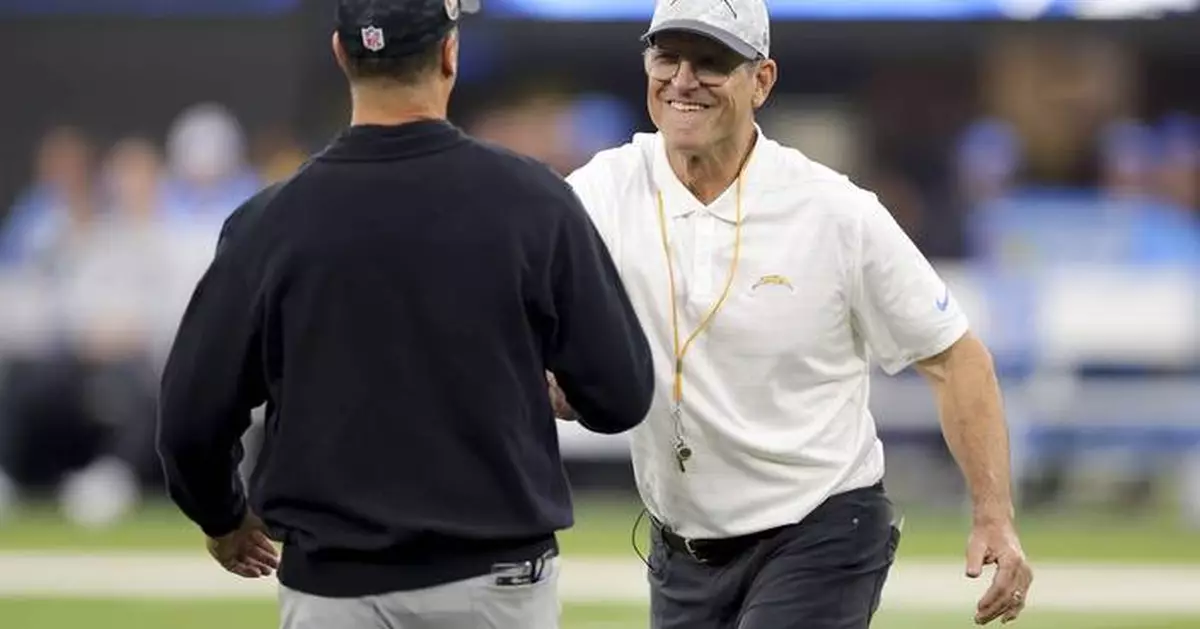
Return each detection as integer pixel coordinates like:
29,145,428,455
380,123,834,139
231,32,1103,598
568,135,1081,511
251,124,309,185
52,136,179,527
1155,113,1199,212
872,170,929,243
955,118,1022,209
62,137,171,359
0,137,178,526
1099,118,1158,199
162,102,263,237
0,126,97,268
467,86,579,174
760,96,864,177
467,84,641,176
982,34,1136,188
1099,117,1200,266
562,93,639,171
0,127,98,522
962,113,1200,271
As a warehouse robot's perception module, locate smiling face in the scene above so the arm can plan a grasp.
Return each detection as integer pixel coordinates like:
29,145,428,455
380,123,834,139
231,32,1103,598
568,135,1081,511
644,30,776,156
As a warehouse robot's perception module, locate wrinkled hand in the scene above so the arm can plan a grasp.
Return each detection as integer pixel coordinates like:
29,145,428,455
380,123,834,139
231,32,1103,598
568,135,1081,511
966,518,1033,625
207,511,279,578
546,372,579,421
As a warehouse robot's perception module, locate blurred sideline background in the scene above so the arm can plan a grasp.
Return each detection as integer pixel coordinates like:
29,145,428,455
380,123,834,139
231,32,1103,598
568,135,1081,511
1,1,1199,628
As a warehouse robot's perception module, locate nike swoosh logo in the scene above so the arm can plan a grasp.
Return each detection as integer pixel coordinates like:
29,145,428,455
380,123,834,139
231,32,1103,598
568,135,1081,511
936,287,950,312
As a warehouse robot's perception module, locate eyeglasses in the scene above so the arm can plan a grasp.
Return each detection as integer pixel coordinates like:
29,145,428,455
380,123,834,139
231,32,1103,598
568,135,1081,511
643,48,752,87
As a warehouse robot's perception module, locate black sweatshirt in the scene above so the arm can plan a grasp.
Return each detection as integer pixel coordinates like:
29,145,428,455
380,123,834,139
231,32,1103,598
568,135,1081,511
156,120,654,597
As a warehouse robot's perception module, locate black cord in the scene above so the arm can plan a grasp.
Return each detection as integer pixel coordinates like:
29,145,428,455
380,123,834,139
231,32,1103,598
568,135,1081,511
630,506,652,570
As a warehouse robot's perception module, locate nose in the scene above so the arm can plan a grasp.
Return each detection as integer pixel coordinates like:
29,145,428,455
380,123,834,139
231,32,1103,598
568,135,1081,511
669,60,702,90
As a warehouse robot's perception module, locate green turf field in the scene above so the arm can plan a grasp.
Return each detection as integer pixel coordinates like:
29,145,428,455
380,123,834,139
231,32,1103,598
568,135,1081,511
2,496,1199,628
3,495,1200,563
0,599,1195,629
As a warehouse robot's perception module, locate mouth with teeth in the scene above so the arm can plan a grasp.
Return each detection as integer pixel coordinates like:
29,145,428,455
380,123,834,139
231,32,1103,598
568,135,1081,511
667,100,711,112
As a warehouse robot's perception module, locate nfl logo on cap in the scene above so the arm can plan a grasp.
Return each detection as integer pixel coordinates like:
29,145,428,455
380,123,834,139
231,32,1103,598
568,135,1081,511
445,0,460,20
361,26,385,52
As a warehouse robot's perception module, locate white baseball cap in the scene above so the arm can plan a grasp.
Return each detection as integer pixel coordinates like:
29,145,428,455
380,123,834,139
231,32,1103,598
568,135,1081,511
642,0,771,60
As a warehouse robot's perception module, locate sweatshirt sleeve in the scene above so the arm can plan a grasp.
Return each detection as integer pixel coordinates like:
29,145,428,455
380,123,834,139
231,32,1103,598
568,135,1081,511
544,186,654,434
156,207,268,538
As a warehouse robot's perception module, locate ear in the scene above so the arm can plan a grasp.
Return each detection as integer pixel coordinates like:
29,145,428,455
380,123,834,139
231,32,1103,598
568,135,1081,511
751,58,778,109
441,30,460,79
331,31,349,73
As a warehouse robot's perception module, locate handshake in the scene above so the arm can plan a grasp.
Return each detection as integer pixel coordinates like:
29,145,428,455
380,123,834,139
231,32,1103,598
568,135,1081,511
545,372,582,422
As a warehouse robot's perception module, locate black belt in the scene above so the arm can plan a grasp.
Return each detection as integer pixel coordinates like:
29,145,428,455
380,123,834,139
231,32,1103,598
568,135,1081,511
652,482,886,566
655,521,787,566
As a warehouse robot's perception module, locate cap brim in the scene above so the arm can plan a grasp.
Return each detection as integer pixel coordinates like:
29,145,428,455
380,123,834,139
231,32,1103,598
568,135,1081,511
459,0,481,14
641,19,759,60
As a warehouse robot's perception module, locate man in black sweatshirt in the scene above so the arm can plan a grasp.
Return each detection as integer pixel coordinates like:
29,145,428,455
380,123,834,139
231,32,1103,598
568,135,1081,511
155,1,654,627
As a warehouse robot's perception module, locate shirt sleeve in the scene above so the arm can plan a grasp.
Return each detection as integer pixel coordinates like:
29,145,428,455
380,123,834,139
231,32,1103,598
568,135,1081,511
156,206,268,538
850,191,969,376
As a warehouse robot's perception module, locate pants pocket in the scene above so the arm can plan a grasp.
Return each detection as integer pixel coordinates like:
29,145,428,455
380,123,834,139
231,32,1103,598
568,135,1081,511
475,557,560,629
867,523,902,620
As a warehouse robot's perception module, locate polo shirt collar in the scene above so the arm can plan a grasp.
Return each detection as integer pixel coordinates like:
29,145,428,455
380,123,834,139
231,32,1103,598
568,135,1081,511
652,124,765,224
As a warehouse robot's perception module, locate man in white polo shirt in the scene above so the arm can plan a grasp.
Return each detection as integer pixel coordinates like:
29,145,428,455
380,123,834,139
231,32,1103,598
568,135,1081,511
554,0,1034,627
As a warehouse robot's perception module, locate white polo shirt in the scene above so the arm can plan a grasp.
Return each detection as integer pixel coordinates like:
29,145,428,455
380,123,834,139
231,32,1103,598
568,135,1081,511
566,128,969,539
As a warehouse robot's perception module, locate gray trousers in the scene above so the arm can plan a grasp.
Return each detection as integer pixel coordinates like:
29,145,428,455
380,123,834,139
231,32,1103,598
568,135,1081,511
279,557,560,629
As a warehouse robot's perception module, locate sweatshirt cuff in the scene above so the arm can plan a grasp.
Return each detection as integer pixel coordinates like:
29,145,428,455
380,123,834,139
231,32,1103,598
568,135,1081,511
200,494,248,539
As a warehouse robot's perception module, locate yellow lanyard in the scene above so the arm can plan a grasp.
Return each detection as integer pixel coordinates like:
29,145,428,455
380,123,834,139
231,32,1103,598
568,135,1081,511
654,176,744,425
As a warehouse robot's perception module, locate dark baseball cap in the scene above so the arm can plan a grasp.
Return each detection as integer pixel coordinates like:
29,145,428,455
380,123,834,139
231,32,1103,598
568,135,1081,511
336,0,480,59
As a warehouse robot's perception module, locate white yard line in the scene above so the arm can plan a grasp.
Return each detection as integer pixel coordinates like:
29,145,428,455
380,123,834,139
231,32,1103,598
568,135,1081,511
0,553,1197,613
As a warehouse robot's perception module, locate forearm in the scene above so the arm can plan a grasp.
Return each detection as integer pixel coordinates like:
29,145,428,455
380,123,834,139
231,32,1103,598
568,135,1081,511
920,332,1014,524
156,289,259,537
159,439,248,538
157,377,251,537
548,208,655,433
